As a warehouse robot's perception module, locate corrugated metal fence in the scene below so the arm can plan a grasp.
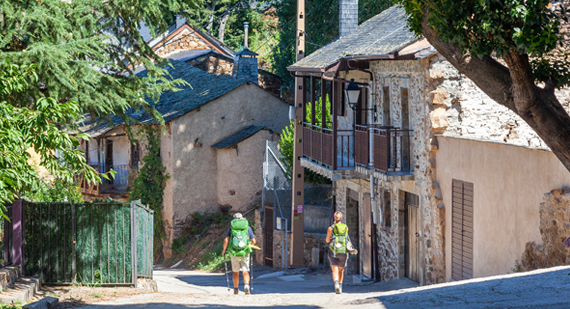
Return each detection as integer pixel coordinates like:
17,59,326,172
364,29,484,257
5,200,153,285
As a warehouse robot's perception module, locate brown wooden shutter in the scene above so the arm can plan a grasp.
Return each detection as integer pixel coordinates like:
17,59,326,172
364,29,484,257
452,179,474,281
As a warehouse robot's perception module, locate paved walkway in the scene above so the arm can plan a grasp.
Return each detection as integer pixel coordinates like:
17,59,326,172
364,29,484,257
79,265,570,308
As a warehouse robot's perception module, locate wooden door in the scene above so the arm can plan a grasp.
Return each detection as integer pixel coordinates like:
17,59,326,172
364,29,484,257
362,193,372,279
405,192,420,282
263,206,274,267
452,180,474,280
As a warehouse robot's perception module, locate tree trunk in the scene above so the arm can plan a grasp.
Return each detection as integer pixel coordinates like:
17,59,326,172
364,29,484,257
419,19,570,173
218,13,230,43
206,4,215,33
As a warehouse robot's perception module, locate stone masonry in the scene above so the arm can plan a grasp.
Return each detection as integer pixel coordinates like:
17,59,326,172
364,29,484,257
520,188,570,271
339,0,358,37
154,28,213,57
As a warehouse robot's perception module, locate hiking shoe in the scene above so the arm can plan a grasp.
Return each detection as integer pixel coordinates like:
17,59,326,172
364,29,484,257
234,288,239,295
334,282,340,294
339,284,343,294
244,284,250,295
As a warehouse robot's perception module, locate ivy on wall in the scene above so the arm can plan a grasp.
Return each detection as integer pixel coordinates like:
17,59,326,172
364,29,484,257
130,126,170,253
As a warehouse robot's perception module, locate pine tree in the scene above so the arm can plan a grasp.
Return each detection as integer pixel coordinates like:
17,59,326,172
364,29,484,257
0,0,198,208
0,0,197,126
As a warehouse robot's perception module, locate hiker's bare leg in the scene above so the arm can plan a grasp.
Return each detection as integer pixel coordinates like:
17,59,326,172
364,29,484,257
331,265,339,282
232,272,239,288
338,267,344,283
243,271,250,284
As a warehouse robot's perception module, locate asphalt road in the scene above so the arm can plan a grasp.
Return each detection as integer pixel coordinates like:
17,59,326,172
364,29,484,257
79,265,570,308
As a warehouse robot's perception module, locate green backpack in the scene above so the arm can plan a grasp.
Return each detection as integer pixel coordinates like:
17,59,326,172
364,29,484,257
228,218,252,257
329,223,348,256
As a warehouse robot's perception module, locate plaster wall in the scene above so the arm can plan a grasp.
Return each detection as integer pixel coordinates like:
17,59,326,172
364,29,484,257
169,83,289,235
436,136,570,280
216,130,278,210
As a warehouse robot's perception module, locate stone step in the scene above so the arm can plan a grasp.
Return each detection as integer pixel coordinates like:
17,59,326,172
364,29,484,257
0,276,41,304
0,266,21,292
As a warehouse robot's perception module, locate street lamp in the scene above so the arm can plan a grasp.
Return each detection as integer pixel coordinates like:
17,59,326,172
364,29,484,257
344,79,361,111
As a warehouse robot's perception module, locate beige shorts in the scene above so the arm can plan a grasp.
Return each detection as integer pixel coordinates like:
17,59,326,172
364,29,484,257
230,254,250,272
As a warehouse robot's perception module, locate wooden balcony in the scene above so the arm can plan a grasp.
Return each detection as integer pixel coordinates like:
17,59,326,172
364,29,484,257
372,127,413,174
76,164,133,196
302,123,413,178
303,123,354,171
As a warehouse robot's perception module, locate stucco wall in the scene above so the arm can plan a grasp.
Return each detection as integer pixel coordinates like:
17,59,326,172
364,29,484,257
216,130,277,210
436,136,570,280
168,83,289,238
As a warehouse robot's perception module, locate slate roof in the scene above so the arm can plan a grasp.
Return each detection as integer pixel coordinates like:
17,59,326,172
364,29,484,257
211,125,268,149
163,49,216,62
288,6,419,71
81,60,248,135
146,22,236,58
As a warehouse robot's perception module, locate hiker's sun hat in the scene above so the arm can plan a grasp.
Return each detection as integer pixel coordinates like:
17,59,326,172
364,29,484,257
233,213,243,219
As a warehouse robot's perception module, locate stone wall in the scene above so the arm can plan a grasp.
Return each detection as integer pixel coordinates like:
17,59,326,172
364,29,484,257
154,28,213,57
272,231,329,269
369,57,449,285
521,188,570,271
189,54,233,76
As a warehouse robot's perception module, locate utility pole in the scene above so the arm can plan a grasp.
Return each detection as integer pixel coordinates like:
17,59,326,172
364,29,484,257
290,0,305,268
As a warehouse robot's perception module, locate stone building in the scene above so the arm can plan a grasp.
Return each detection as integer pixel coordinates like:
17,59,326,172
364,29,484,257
143,17,283,98
78,61,289,258
287,4,570,285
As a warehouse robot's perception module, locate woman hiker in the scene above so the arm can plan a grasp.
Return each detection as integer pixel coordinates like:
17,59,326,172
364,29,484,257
222,213,256,295
326,211,349,294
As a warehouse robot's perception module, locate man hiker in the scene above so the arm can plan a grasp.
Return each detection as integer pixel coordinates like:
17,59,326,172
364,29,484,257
326,211,348,294
222,213,256,295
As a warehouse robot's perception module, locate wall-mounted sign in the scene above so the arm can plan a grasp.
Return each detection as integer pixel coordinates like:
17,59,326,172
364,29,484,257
297,204,303,214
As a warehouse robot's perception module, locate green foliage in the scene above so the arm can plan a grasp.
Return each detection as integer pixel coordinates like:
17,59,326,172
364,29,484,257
512,259,521,273
130,127,169,244
306,95,332,128
25,178,84,203
278,97,332,185
0,304,22,309
197,242,226,271
185,211,231,236
278,121,295,179
272,0,393,85
397,0,570,88
1,0,195,135
186,0,278,67
0,59,97,215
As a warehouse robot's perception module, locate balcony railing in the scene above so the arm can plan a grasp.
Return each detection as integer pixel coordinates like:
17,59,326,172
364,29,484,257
373,127,413,174
302,121,413,176
303,123,354,170
76,164,133,195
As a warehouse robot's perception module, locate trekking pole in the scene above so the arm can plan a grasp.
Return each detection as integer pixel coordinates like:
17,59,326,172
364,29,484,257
224,253,231,292
250,251,254,293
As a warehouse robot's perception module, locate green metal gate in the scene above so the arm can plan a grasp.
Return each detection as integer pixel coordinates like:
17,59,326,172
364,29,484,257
22,200,153,285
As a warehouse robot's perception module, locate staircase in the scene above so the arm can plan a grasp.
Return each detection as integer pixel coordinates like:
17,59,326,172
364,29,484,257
0,266,42,305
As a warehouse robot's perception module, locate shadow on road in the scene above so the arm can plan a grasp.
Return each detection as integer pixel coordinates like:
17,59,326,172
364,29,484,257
353,266,570,309
76,304,318,309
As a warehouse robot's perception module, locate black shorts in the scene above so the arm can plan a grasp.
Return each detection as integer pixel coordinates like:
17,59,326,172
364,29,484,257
328,253,348,267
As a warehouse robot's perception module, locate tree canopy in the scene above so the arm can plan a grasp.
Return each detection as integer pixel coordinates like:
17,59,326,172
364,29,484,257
272,0,393,85
0,60,94,210
0,0,198,207
397,0,570,172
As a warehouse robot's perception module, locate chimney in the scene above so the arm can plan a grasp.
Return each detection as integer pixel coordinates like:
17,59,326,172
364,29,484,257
339,0,358,37
244,22,249,48
175,14,187,29
232,48,259,84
